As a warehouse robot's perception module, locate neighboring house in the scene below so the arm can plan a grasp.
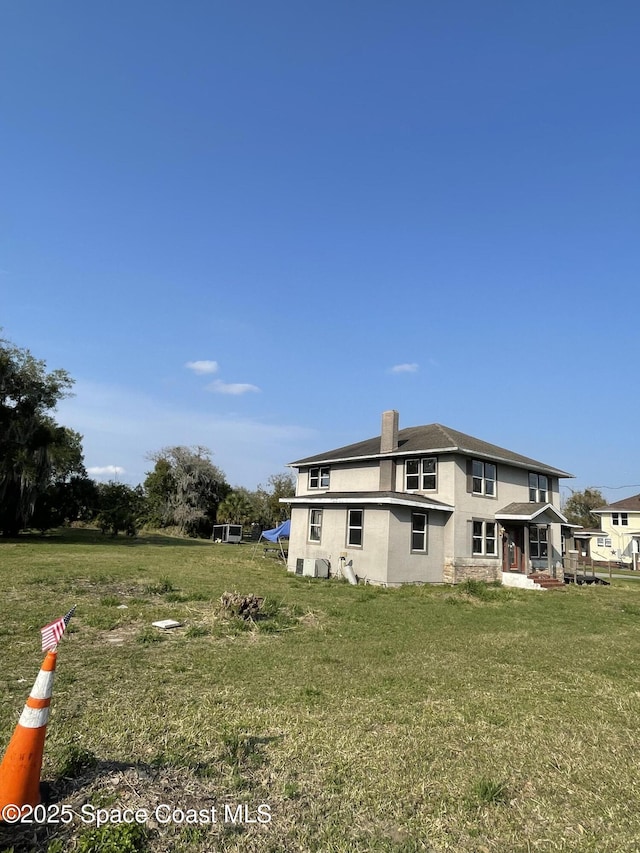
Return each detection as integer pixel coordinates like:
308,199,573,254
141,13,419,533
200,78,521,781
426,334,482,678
569,528,614,565
591,494,640,568
283,411,572,586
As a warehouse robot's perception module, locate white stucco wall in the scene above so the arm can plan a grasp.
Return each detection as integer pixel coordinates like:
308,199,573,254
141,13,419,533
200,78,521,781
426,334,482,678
296,460,381,496
286,504,390,584
385,507,446,584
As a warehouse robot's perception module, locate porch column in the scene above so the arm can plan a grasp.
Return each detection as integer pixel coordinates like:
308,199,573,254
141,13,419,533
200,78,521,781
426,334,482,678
547,525,553,576
524,525,530,574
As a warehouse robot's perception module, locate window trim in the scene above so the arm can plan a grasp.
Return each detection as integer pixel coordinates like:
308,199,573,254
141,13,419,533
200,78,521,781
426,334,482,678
308,466,330,490
471,460,497,497
405,457,437,491
346,508,364,548
612,512,629,526
471,520,498,556
308,508,323,542
529,525,549,559
528,472,549,503
411,511,428,553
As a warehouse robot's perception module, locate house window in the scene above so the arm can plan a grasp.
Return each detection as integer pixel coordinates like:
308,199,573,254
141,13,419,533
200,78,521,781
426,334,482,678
472,460,496,496
597,537,612,548
612,513,628,526
529,526,548,558
529,473,548,503
308,509,323,542
472,521,497,556
309,467,330,489
405,457,437,491
347,509,363,547
411,512,428,552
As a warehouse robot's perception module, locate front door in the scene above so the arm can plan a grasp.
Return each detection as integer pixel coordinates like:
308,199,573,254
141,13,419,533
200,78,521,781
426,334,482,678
503,526,524,572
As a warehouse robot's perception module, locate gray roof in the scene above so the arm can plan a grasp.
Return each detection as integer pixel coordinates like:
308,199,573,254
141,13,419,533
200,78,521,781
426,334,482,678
291,423,572,478
495,502,568,523
593,493,640,513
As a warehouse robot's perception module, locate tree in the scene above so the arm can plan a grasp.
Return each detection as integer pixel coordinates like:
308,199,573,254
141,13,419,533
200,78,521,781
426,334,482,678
32,475,100,533
217,488,257,525
255,472,296,527
145,446,230,537
0,338,77,536
96,482,145,536
563,488,606,529
142,457,175,528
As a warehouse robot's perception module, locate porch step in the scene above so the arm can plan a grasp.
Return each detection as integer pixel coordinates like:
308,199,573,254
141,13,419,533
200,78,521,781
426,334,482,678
527,574,565,590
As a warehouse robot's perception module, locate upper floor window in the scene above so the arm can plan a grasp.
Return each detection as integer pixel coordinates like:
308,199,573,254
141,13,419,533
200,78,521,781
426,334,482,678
411,512,428,552
309,467,330,489
529,473,548,503
405,457,437,491
612,512,628,526
529,525,548,558
309,509,323,542
472,520,497,555
471,460,496,496
347,509,363,546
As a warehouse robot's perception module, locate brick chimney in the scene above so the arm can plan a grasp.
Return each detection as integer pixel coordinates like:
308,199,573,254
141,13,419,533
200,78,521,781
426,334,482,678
380,410,399,453
379,410,399,491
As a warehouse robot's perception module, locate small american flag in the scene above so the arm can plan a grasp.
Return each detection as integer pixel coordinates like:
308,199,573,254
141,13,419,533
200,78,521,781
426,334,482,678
41,606,76,651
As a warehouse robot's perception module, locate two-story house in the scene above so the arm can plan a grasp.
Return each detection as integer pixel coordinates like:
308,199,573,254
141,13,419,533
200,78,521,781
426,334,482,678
283,411,572,585
591,494,640,569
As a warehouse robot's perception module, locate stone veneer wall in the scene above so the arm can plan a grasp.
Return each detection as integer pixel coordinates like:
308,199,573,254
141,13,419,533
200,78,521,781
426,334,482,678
444,561,565,585
443,561,502,584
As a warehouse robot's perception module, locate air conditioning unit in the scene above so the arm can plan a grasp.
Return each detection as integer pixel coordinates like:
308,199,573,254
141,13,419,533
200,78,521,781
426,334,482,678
300,558,329,578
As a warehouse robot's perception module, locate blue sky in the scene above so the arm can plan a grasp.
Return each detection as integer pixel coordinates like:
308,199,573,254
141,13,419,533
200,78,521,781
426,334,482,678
2,1,639,502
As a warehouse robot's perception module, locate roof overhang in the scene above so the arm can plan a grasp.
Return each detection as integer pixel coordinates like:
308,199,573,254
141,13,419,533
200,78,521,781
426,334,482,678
495,503,568,524
282,494,454,512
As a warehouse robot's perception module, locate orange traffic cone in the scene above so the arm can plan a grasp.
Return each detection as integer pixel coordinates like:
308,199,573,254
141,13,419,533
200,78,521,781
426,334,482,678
0,650,57,818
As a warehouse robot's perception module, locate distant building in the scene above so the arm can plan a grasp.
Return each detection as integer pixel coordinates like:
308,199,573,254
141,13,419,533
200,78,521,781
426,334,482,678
591,494,640,568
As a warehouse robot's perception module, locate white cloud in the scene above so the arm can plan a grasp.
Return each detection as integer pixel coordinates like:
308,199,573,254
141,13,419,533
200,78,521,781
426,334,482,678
185,360,219,375
389,363,419,374
207,380,260,395
87,465,126,477
56,379,313,487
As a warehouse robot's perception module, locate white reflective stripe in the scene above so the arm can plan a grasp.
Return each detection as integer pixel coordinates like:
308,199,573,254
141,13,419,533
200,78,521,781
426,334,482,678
30,669,55,700
19,705,50,728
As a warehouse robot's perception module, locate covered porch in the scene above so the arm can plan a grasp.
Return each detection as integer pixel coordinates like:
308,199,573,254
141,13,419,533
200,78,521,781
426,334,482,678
496,503,568,579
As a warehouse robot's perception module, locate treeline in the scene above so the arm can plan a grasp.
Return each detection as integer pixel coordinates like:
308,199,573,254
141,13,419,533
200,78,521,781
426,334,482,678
0,336,294,538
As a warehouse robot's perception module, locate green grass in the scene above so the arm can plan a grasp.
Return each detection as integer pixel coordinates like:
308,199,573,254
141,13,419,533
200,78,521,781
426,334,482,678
1,528,640,852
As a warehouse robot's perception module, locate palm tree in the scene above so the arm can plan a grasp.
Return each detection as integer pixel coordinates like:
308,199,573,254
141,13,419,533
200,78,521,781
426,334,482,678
216,490,255,525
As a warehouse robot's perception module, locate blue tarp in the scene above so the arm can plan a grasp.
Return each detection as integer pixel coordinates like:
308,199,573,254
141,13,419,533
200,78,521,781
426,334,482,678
261,519,291,542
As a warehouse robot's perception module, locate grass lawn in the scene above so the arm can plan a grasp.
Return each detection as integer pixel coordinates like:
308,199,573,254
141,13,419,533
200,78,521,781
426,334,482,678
1,529,640,852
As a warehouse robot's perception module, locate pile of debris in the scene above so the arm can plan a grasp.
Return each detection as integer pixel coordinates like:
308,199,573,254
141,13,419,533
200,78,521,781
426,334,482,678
218,592,264,621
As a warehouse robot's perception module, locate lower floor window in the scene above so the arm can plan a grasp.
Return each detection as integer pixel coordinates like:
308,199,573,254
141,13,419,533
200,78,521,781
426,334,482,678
411,512,428,552
472,520,497,555
529,525,548,558
347,509,363,546
309,509,323,542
